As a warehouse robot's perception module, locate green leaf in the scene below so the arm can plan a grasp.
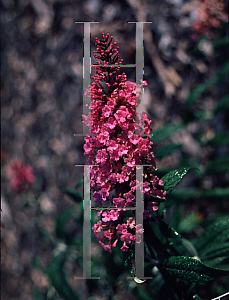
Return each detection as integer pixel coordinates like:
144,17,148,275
32,256,46,273
55,206,78,240
213,95,229,114
178,212,201,233
58,186,83,203
193,110,213,121
32,288,43,300
166,204,182,229
171,238,198,258
159,220,198,256
38,228,53,245
154,143,182,159
200,239,229,264
164,256,229,283
177,238,199,257
151,123,184,144
159,220,181,239
193,215,229,261
202,242,229,261
205,156,229,174
203,256,229,267
161,167,195,194
74,178,84,189
47,247,80,300
186,82,210,109
213,36,229,48
144,221,165,258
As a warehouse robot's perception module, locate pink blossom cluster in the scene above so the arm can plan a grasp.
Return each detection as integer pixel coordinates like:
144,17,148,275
192,0,228,40
83,33,166,252
8,160,35,193
93,212,144,253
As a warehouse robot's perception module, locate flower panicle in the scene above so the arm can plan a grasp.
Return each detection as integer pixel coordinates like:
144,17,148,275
83,33,166,253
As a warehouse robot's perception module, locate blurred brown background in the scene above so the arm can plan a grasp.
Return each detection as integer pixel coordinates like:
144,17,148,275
1,0,228,299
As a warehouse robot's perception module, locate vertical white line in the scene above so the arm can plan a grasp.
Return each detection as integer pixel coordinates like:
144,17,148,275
83,22,91,136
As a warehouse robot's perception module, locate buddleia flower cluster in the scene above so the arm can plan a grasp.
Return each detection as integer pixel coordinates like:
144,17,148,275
82,33,166,253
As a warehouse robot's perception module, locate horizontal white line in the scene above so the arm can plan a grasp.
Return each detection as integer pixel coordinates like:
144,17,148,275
127,22,152,23
74,21,99,23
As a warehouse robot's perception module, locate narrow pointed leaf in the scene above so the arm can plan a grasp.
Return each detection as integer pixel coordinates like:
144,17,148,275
201,242,229,261
193,215,229,250
159,220,198,256
154,143,182,159
74,178,84,189
55,206,78,240
47,249,80,300
203,256,229,267
151,123,184,144
193,215,229,261
178,212,201,233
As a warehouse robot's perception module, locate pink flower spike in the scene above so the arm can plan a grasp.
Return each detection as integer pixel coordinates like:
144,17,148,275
84,33,167,254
